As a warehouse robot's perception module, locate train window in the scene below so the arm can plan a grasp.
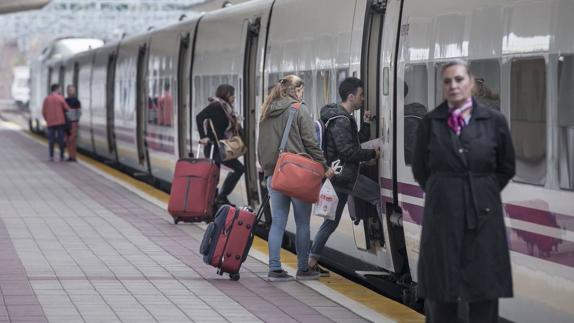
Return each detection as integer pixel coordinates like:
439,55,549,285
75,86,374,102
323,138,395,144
404,64,428,165
470,60,501,109
336,68,348,92
510,58,547,186
558,55,574,190
299,70,316,118
316,70,331,111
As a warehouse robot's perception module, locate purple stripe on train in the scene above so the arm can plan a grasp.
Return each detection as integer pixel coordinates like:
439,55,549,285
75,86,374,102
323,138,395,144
400,201,574,268
381,178,424,198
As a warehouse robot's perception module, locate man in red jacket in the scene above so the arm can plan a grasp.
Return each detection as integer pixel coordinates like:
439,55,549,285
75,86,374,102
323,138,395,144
42,84,70,161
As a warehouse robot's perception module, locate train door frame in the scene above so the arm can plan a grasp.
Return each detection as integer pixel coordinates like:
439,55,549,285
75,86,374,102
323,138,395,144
176,32,191,158
47,67,52,94
135,42,153,176
242,17,261,207
353,0,387,253
73,62,79,92
106,51,118,161
58,65,65,93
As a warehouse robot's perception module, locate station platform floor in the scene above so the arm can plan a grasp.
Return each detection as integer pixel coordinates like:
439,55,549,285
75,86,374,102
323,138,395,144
0,119,424,323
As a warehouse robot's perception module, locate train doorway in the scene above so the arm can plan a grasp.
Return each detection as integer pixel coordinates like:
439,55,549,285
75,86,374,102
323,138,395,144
243,17,261,208
135,43,152,176
352,0,386,254
177,33,191,158
106,52,118,161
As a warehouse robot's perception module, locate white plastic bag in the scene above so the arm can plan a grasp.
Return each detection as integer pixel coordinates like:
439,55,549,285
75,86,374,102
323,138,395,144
313,179,339,221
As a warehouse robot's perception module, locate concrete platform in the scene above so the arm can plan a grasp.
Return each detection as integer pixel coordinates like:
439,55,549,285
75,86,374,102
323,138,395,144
0,120,424,323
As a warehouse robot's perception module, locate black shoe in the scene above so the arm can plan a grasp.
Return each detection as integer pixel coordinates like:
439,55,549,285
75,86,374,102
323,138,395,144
311,264,330,277
66,158,77,162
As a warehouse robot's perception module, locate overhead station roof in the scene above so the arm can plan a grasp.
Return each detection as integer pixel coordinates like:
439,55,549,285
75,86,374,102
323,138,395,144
0,0,50,14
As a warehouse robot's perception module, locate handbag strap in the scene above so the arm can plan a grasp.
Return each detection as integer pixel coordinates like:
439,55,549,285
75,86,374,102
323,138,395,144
278,103,301,152
208,119,220,144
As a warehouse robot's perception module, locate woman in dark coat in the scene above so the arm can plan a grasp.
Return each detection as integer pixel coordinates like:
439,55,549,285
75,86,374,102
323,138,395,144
196,84,244,206
412,60,516,323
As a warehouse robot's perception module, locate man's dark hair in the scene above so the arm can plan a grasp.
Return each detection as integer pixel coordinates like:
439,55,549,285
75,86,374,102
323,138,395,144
338,77,363,102
215,84,235,102
50,84,60,92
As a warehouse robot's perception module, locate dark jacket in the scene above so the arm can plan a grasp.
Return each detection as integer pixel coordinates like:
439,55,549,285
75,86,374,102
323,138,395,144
412,98,516,302
321,104,376,190
196,101,229,143
258,97,327,177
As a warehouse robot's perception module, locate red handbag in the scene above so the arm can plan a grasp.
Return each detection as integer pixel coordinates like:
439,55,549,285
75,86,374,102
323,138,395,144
271,104,324,203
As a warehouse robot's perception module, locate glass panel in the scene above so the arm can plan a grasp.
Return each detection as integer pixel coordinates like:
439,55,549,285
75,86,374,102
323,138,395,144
558,55,574,190
510,58,547,186
316,69,331,112
470,60,501,109
404,64,429,165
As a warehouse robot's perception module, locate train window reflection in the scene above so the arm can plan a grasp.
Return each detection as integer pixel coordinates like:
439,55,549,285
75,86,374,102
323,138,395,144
316,70,331,112
404,64,428,165
470,60,500,109
510,58,547,186
336,68,348,93
558,55,574,190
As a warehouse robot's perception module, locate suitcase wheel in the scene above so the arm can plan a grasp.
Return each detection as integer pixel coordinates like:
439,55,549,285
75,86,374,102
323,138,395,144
229,273,240,281
174,217,180,225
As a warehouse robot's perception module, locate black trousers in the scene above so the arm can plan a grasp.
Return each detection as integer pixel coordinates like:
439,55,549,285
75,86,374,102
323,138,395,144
204,144,244,199
425,299,499,323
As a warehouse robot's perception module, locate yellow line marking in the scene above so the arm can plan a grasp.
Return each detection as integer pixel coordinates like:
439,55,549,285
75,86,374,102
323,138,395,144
25,127,424,323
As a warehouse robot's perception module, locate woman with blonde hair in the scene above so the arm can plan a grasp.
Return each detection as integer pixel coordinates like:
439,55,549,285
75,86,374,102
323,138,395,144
258,74,334,281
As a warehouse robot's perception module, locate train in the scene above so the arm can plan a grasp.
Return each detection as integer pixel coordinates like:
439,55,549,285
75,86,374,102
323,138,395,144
28,0,574,322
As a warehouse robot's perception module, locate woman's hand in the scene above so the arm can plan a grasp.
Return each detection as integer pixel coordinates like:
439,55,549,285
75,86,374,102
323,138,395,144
199,137,210,145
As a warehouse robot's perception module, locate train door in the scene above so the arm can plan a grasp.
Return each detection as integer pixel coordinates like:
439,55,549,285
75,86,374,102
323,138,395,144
136,43,152,175
349,0,386,257
177,32,191,158
47,67,52,93
106,52,118,161
352,0,408,274
58,65,65,92
73,62,79,91
243,17,261,207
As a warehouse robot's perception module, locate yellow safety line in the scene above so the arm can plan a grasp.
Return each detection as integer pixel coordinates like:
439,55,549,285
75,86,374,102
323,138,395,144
26,129,424,323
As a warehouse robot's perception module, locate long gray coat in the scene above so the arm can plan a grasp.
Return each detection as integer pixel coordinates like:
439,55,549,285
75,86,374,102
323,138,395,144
412,99,516,302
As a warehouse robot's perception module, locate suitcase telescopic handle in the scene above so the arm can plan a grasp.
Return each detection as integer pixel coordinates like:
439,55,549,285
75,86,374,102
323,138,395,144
196,143,215,160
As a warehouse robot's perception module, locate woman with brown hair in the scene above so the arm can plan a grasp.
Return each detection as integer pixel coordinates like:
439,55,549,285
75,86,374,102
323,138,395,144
196,84,244,206
412,60,516,322
258,75,334,281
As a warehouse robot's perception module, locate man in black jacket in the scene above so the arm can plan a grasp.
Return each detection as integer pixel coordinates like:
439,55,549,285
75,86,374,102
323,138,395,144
309,77,381,276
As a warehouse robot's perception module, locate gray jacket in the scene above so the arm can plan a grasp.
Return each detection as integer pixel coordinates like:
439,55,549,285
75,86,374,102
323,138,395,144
257,97,327,177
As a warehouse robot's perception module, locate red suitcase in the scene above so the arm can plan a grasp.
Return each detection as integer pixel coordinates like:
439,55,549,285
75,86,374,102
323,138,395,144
199,196,269,280
168,146,219,224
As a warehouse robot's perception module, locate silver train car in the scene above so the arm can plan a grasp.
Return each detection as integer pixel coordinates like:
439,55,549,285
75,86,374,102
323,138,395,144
29,0,574,322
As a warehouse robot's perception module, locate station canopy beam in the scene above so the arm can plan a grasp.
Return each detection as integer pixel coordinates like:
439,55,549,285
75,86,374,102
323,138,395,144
0,0,50,14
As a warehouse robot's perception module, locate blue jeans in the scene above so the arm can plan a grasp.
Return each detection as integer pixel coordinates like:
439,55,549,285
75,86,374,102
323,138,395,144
266,176,312,272
310,174,380,260
47,125,65,159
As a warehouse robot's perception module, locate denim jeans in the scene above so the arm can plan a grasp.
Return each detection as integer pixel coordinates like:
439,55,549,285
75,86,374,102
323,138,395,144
266,176,312,272
47,125,65,159
310,174,380,260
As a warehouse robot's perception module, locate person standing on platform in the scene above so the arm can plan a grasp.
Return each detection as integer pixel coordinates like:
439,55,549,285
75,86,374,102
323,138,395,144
412,60,516,323
308,77,381,277
42,84,69,161
258,75,334,282
65,85,81,162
